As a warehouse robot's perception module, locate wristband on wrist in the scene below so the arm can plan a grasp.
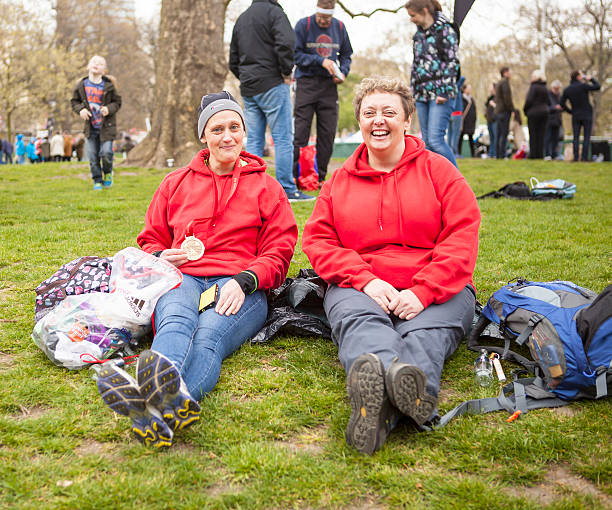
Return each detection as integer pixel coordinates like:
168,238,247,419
152,250,163,258
232,270,258,294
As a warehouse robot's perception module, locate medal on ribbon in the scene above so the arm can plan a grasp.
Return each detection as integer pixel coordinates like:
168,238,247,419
181,235,205,260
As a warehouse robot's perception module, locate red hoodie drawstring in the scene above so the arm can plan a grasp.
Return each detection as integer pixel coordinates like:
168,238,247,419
378,176,384,231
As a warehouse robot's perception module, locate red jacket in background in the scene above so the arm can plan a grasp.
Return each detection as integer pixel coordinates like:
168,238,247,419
302,136,480,308
137,149,298,291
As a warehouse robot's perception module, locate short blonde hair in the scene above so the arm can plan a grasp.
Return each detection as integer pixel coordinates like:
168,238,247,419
531,69,546,82
353,77,416,120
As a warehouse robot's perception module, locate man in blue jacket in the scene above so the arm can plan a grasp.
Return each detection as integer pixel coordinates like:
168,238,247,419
561,70,600,162
293,0,353,185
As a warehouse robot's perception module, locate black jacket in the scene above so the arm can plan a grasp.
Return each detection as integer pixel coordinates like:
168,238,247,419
484,94,496,124
70,76,122,142
229,0,295,97
523,80,551,118
561,78,600,120
461,95,476,134
494,77,514,114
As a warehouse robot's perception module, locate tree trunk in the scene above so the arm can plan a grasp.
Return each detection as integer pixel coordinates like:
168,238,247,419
127,0,228,168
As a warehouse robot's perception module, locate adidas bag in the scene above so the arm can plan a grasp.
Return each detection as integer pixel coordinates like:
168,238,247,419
32,248,182,369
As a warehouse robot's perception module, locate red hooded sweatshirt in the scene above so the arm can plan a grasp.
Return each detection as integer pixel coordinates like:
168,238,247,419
302,136,480,308
137,149,298,290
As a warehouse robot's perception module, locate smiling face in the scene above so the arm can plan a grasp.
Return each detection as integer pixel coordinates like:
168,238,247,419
200,110,244,173
315,13,333,28
359,92,410,156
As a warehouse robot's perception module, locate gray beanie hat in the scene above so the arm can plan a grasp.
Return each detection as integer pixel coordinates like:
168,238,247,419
197,91,245,138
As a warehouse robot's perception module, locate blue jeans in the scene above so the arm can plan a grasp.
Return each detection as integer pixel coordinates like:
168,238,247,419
86,132,114,184
16,154,25,165
416,100,457,167
446,115,462,157
495,112,511,159
152,274,268,401
487,121,497,158
242,83,297,195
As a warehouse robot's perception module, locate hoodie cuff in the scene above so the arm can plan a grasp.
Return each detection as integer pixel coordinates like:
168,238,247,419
351,272,378,292
409,285,435,310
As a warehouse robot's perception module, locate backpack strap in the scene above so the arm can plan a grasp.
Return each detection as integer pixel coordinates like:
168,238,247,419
595,362,612,399
432,377,570,429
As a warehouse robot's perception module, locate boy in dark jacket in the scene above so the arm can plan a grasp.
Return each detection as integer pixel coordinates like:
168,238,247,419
292,0,353,184
70,55,122,190
561,70,600,162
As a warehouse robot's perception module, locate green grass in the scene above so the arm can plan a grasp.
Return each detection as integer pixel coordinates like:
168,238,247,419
0,158,610,509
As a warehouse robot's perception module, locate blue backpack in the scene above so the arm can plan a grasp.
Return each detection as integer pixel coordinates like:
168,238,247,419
435,280,612,428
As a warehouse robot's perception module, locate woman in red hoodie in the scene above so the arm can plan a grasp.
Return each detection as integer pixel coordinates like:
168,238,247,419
96,92,298,448
302,77,480,454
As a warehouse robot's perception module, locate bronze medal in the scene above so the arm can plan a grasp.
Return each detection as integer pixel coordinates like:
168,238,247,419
181,235,205,260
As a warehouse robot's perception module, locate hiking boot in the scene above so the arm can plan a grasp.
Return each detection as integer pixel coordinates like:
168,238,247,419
95,363,173,447
102,172,113,188
385,362,437,426
287,190,316,203
137,350,201,431
93,182,103,190
345,353,399,454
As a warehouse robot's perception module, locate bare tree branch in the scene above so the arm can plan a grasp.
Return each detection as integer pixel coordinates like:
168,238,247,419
336,1,405,18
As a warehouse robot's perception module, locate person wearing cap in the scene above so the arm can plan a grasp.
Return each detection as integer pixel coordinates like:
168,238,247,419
95,91,298,448
293,0,353,186
230,0,314,202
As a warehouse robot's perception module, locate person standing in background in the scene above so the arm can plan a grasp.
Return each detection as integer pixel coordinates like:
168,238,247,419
405,0,460,167
2,137,13,164
523,70,550,159
70,55,122,190
63,131,73,162
484,83,497,158
494,66,514,159
50,131,64,162
293,0,353,186
458,83,476,157
15,134,26,164
446,75,465,159
561,70,600,162
229,0,314,203
544,80,563,160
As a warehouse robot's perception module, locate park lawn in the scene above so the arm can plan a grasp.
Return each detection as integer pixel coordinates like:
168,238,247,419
0,157,610,510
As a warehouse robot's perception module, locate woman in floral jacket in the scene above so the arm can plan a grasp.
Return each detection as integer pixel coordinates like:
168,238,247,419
406,0,459,167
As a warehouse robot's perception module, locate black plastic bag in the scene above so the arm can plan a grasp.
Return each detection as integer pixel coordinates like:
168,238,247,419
251,269,331,343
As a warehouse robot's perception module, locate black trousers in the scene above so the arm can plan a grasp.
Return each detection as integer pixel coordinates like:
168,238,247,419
457,132,474,157
572,116,592,161
527,112,548,159
293,76,338,182
495,112,511,159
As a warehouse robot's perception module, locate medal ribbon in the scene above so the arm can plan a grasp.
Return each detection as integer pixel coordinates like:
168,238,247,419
183,157,243,249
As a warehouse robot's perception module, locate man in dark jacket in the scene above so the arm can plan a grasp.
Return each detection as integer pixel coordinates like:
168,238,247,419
229,0,313,202
561,70,600,162
70,55,122,190
494,66,514,159
292,0,353,185
544,80,563,160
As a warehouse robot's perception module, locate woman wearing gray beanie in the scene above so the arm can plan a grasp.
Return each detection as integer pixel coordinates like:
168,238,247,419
96,91,298,447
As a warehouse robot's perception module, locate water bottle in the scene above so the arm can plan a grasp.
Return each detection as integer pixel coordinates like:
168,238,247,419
474,349,494,387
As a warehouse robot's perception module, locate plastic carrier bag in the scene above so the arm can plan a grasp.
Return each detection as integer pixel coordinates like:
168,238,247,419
32,247,182,369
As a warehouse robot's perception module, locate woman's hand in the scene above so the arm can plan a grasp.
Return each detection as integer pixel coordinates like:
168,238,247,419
435,96,447,104
159,249,189,268
215,279,245,316
388,289,424,320
363,279,399,314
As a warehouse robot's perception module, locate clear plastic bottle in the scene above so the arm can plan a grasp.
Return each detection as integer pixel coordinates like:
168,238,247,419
474,348,494,387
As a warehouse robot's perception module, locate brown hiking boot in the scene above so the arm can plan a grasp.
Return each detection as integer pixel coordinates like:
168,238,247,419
385,362,437,426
